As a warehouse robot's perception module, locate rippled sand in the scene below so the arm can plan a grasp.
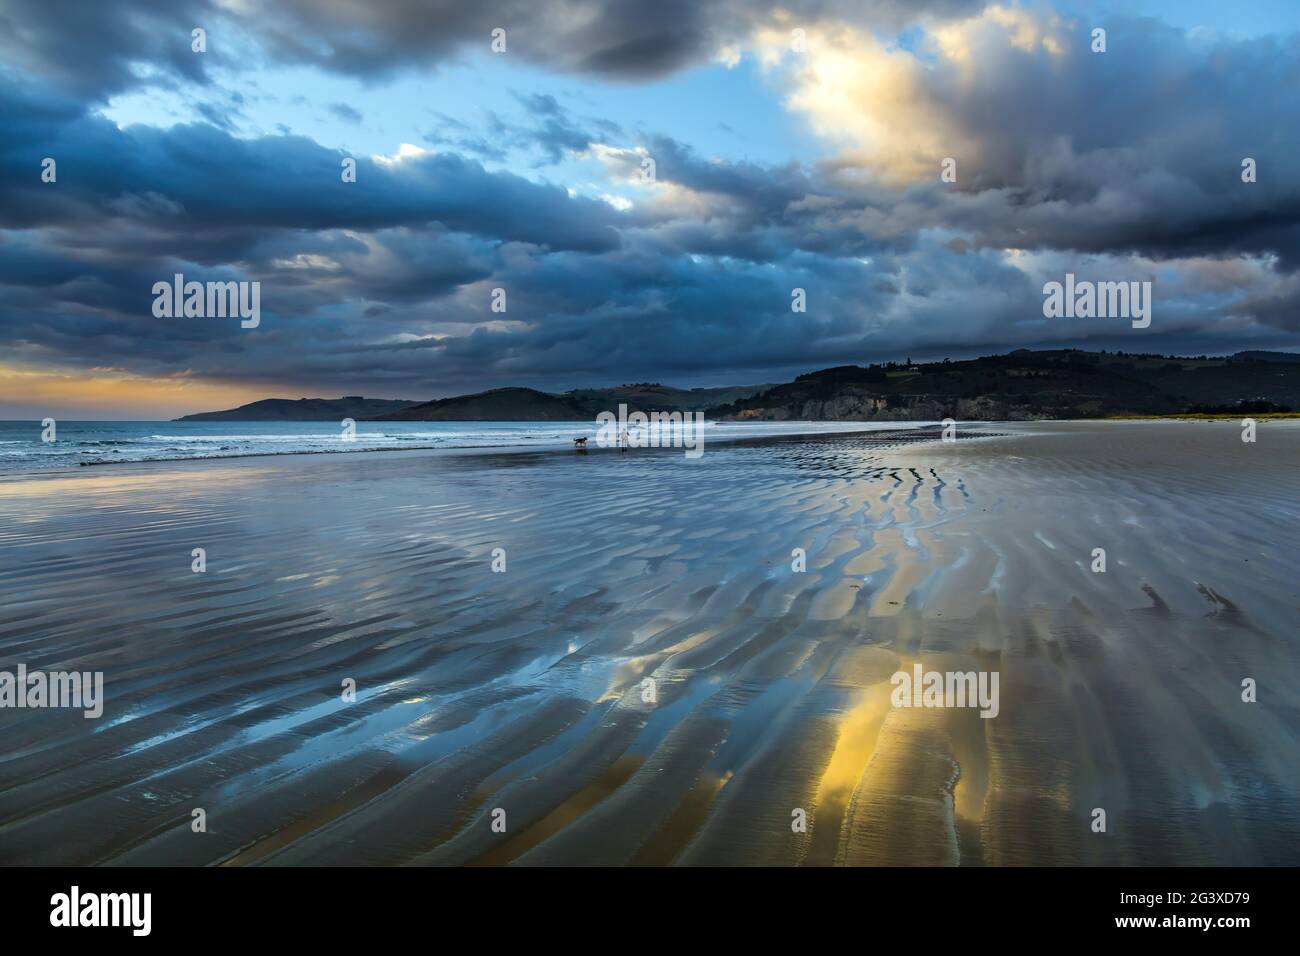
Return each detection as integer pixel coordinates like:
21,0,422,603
1,421,1297,866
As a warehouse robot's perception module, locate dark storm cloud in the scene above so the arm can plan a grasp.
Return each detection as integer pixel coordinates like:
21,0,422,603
0,0,220,97
0,79,622,254
1228,284,1300,333
0,0,985,99
294,239,1048,394
809,16,1300,269
205,0,984,88
0,73,623,390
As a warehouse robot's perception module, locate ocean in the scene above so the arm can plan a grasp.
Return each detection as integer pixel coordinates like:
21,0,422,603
0,419,900,473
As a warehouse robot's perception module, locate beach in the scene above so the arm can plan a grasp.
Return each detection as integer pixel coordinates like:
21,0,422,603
1,420,1297,866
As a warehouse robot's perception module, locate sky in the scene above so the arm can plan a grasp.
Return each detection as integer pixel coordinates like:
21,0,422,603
1,0,1298,418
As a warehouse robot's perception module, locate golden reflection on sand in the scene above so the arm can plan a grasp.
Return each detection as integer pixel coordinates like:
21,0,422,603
806,682,894,865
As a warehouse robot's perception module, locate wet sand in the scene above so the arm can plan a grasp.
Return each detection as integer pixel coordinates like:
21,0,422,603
1,421,1297,866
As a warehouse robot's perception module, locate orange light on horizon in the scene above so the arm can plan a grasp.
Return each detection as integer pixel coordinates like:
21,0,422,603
0,363,284,420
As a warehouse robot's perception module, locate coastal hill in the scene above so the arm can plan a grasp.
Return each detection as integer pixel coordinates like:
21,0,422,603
175,350,1300,421
564,382,773,414
374,383,773,420
709,349,1300,420
175,383,771,422
379,387,583,421
177,396,418,421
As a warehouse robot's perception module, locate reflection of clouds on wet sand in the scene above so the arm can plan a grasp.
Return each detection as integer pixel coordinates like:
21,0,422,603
0,422,1296,865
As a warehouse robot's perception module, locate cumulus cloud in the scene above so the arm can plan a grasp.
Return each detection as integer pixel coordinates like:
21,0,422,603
746,9,1300,267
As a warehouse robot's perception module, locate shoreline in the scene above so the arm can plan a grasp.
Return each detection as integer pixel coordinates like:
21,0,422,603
1,422,957,479
19,411,1287,477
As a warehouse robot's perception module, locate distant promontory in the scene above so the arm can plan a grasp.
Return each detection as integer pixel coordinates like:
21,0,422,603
175,350,1300,422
